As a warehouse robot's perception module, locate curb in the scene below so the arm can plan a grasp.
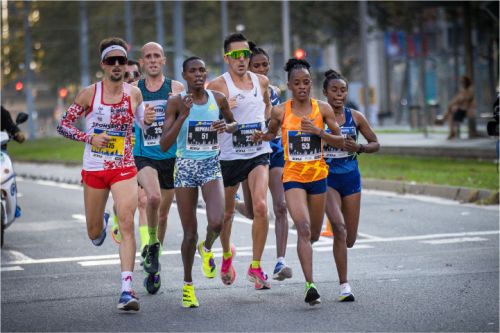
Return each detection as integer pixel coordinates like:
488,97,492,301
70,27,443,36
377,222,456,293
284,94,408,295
363,179,499,205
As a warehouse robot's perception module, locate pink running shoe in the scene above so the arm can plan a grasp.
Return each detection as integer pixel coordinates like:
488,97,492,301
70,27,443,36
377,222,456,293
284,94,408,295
220,245,236,285
247,265,271,290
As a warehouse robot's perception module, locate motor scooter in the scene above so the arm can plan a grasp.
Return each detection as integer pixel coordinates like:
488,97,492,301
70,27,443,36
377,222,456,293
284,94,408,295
1,112,29,247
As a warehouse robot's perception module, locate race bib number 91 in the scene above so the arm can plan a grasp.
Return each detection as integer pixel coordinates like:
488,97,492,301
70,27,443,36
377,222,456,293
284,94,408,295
91,128,125,160
232,122,262,154
187,120,218,151
287,131,322,161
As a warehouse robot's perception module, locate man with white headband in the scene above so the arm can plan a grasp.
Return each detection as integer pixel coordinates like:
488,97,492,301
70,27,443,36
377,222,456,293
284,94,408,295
57,37,155,312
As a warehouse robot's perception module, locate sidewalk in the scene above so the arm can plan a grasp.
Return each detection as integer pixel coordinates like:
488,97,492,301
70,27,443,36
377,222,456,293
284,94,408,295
14,131,499,205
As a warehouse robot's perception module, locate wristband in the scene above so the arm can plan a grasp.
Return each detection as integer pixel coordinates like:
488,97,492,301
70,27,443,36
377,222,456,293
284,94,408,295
357,144,365,154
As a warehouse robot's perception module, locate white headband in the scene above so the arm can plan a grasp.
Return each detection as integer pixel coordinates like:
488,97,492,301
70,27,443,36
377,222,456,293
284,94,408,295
101,45,128,61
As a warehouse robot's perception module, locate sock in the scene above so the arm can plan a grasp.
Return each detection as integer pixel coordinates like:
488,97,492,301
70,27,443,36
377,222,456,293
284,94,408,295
121,271,133,292
340,282,351,294
223,249,232,259
184,281,193,286
251,260,260,269
112,215,119,227
148,227,159,245
277,257,285,264
139,225,149,249
306,281,315,289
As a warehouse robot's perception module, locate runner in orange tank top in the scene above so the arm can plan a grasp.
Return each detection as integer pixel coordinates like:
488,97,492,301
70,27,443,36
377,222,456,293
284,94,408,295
253,58,344,305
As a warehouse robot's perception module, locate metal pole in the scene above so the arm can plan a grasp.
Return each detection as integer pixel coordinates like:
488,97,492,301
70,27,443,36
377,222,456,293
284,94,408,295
173,1,184,82
221,0,228,73
23,1,36,139
358,0,370,121
282,0,291,98
124,0,133,50
79,1,89,88
155,1,164,49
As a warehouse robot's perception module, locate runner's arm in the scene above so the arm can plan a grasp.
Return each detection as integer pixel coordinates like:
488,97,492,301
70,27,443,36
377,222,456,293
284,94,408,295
350,110,379,154
253,104,283,142
171,80,185,96
259,74,272,120
214,91,237,133
131,87,155,130
159,95,188,152
56,86,94,144
319,101,344,149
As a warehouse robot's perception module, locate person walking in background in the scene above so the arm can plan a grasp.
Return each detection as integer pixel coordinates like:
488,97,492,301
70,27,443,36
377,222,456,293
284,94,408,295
322,69,380,302
253,59,344,305
57,37,155,311
160,56,237,308
234,41,293,281
132,42,184,294
207,33,273,290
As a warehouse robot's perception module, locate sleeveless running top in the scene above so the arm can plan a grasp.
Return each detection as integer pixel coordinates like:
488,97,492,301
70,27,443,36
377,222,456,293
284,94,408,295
133,78,176,159
218,72,271,160
83,81,135,171
176,90,220,160
325,106,359,174
282,98,328,183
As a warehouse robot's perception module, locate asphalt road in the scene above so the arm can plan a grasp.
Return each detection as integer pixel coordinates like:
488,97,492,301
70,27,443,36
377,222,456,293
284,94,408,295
1,178,498,332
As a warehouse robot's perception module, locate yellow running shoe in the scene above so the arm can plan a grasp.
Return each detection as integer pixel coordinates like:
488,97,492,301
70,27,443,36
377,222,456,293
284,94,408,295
197,241,216,279
111,215,121,244
182,284,199,308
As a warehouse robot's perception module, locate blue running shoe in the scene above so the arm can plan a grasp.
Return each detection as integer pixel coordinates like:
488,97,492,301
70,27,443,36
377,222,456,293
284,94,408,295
117,290,139,311
92,212,109,246
272,261,292,281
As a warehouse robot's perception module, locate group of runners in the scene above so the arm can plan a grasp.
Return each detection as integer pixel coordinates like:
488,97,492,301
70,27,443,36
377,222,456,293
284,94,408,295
57,32,379,312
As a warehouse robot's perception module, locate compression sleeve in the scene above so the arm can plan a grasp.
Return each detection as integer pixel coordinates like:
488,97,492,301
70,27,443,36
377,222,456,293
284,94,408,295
134,102,151,130
56,103,92,144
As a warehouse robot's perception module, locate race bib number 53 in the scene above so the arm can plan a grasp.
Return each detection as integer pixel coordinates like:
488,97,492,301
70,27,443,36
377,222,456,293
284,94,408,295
287,130,322,161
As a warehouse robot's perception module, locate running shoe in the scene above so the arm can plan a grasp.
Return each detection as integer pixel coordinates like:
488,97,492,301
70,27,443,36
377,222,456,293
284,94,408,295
139,244,149,267
220,245,236,285
117,290,139,311
182,284,199,308
247,265,271,290
338,282,355,302
197,241,216,279
143,242,161,274
304,283,321,306
111,215,121,244
92,212,109,246
272,261,293,281
144,272,161,295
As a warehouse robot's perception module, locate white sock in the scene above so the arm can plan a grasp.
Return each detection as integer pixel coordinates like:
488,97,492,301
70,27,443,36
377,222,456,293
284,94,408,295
340,282,351,294
277,257,285,264
121,271,133,292
184,281,193,286
203,245,211,253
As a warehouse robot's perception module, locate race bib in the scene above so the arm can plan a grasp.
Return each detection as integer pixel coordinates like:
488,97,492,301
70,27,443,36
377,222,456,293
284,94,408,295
232,122,262,154
91,128,125,160
186,120,218,151
323,127,356,159
287,130,322,161
142,101,166,146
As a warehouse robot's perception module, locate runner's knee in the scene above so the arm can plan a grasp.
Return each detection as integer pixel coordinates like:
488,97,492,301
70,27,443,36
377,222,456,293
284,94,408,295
147,192,161,209
252,198,268,219
295,221,311,240
273,200,287,219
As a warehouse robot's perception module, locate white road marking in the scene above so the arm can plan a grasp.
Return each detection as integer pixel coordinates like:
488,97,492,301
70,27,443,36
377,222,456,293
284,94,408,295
1,266,24,272
421,237,488,245
4,250,34,262
356,230,499,244
314,244,373,252
79,259,140,267
72,214,86,223
34,180,82,191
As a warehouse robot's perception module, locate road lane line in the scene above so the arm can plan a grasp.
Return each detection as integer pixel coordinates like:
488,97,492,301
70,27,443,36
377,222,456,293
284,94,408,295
355,230,499,243
314,244,373,252
421,237,488,245
1,266,24,272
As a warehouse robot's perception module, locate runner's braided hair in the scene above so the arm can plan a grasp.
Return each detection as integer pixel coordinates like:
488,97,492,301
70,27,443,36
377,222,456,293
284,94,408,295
284,58,311,80
323,69,349,90
248,41,269,61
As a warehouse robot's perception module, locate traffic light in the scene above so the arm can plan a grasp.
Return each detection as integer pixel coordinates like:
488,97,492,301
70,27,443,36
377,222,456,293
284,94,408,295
15,81,23,91
59,87,68,99
294,48,306,60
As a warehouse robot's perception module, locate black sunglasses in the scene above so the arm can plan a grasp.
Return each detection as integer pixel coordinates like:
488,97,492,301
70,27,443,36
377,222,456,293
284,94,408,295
103,56,127,66
124,71,140,80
